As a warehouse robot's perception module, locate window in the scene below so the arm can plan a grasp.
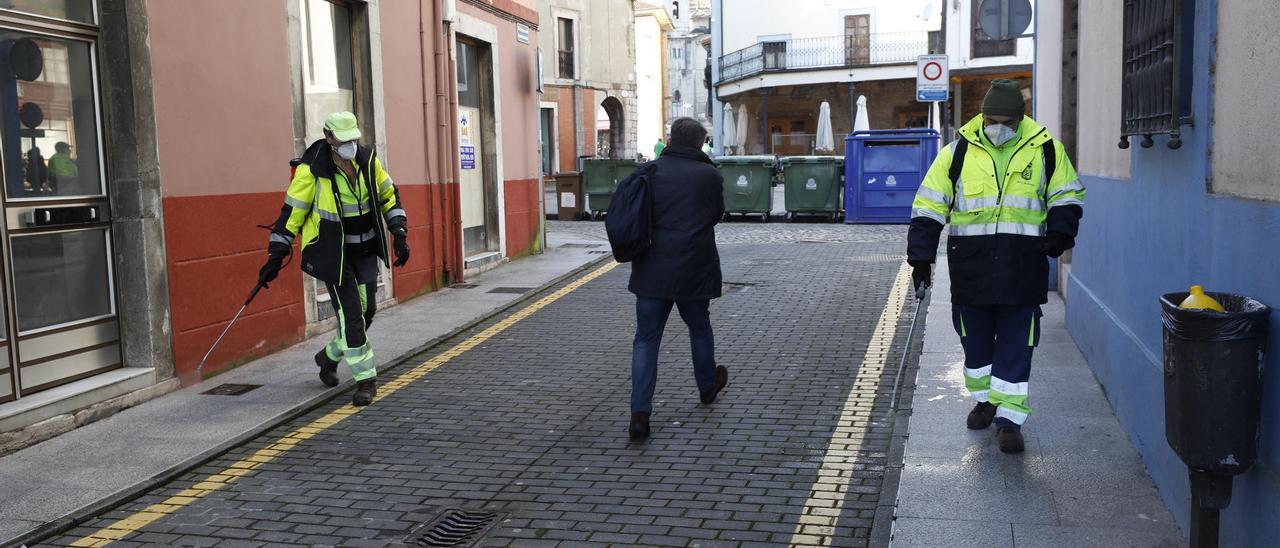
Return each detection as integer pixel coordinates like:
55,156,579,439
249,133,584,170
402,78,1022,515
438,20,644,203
0,0,94,24
844,15,870,65
672,47,681,59
557,17,575,79
2,34,103,199
762,41,786,70
1119,0,1191,149
972,0,1017,58
539,108,554,175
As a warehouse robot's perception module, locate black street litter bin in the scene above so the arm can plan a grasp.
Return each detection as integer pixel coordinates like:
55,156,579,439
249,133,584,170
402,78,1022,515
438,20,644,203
1160,291,1270,548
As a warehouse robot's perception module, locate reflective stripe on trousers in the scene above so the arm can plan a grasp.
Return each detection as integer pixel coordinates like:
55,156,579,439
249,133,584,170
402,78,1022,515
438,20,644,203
952,304,1041,426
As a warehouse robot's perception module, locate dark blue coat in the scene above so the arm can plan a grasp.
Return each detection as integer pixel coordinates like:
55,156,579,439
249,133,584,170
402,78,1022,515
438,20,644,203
628,146,725,301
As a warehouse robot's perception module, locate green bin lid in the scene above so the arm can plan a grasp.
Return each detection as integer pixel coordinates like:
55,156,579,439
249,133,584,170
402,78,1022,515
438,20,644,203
714,155,777,167
779,155,844,165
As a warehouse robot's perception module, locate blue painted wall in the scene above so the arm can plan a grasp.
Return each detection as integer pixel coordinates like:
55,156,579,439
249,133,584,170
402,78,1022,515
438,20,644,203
1066,1,1280,544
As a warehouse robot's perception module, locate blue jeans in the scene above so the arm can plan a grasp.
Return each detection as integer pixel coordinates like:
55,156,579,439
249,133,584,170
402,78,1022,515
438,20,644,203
631,296,717,413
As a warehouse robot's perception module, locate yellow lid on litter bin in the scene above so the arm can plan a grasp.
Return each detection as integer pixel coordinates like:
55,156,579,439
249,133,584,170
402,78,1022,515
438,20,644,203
1180,285,1225,312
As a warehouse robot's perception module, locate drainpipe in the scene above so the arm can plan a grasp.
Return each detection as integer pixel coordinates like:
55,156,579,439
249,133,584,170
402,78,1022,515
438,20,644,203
417,0,438,286
710,0,722,152
432,0,463,282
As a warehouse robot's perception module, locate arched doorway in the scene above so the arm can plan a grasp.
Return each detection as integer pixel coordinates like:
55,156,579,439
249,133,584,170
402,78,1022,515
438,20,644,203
599,96,625,159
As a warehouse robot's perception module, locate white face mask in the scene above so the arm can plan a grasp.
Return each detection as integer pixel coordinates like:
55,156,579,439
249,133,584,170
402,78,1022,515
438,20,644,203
983,123,1018,147
335,141,357,160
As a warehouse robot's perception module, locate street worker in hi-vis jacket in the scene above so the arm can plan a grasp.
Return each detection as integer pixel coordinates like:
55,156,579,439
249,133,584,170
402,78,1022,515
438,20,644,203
258,111,410,407
907,79,1086,453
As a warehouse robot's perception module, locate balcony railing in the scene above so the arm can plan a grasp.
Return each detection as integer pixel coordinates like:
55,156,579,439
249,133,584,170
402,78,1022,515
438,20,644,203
719,31,932,83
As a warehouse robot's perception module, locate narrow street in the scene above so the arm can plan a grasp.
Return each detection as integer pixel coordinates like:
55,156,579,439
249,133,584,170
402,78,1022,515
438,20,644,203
41,224,919,548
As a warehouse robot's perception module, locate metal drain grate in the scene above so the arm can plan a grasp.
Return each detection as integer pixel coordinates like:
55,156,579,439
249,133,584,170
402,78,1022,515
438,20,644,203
449,283,478,289
559,243,602,249
586,250,610,255
406,508,504,547
201,383,262,396
722,281,756,294
487,287,533,294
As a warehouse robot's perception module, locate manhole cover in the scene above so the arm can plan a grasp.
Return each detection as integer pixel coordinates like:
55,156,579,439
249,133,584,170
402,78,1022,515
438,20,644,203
405,508,504,547
449,283,478,289
201,383,262,396
487,287,533,294
559,243,602,249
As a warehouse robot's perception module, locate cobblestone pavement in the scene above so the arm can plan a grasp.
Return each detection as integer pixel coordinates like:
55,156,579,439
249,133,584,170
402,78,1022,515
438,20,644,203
40,225,918,548
546,221,906,246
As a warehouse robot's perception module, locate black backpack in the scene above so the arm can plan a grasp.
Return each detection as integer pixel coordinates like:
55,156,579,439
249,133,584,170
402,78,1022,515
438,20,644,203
948,138,1056,196
605,162,658,263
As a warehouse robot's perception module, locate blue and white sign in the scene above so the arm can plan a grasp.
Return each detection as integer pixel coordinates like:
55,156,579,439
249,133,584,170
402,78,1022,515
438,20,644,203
460,146,476,170
916,54,950,102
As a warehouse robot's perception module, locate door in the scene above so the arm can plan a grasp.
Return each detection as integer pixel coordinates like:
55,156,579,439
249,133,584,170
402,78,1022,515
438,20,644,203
293,0,391,322
844,15,870,65
458,106,486,255
0,28,121,401
456,38,498,257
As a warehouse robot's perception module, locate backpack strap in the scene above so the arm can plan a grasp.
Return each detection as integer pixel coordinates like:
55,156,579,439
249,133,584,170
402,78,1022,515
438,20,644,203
1041,139,1057,192
948,138,968,199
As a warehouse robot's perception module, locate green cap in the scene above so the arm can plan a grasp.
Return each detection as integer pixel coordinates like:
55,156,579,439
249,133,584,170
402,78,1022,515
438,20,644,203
324,111,361,142
981,79,1026,118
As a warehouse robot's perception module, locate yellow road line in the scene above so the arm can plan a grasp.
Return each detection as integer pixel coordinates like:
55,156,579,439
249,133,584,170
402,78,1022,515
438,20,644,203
788,262,911,547
69,261,619,547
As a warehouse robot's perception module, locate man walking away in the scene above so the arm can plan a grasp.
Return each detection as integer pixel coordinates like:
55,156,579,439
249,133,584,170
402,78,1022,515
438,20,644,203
258,111,411,407
906,79,1086,453
628,117,729,440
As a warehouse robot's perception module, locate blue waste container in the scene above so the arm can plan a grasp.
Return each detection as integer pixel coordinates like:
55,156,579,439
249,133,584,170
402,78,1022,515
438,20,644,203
844,129,940,223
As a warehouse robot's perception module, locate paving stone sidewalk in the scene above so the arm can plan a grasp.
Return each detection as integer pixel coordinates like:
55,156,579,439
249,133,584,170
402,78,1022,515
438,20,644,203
890,257,1185,547
34,225,921,547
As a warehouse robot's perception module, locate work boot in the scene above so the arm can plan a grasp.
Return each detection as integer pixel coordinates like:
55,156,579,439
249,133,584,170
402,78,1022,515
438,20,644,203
352,379,377,406
700,366,730,404
629,412,651,440
966,402,997,430
314,350,339,387
997,426,1025,454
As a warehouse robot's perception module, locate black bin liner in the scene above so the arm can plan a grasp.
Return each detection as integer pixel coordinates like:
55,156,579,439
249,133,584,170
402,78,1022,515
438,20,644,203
1160,292,1270,475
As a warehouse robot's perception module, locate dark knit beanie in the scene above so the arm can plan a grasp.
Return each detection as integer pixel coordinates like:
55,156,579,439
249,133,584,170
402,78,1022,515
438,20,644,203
981,79,1025,118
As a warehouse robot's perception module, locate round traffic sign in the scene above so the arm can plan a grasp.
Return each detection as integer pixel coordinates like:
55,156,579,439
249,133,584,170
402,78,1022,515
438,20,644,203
923,61,943,81
977,0,1033,41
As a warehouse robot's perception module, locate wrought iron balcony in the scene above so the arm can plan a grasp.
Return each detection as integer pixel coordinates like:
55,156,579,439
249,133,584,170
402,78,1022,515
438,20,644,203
718,31,933,84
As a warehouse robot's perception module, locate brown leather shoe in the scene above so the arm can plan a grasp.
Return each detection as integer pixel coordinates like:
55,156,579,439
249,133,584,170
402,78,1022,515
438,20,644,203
352,379,377,406
966,402,997,430
700,366,729,404
997,426,1025,454
629,412,651,440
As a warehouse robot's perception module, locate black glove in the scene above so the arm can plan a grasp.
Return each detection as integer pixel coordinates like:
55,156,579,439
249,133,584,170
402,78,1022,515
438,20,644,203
392,232,410,267
258,252,285,287
1039,231,1073,258
908,260,931,294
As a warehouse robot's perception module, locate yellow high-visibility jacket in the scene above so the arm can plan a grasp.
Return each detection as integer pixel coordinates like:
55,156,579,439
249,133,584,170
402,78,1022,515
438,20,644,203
268,139,406,284
907,115,1085,305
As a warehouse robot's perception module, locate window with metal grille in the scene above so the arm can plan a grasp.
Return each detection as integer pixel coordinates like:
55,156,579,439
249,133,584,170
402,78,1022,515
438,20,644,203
557,17,575,79
1118,0,1193,149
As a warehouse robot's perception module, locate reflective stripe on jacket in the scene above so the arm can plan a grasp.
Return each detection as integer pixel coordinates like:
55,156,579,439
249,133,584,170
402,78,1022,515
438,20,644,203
907,115,1085,305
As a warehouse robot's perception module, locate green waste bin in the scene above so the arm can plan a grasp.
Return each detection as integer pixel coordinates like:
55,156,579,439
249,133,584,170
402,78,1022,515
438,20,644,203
582,158,638,220
715,155,776,222
781,156,844,222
